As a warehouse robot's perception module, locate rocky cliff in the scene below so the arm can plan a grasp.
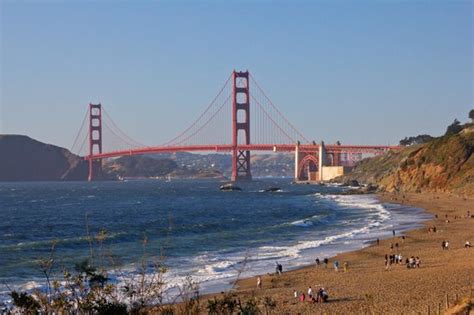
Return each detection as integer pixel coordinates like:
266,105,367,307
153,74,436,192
341,124,474,195
0,135,89,181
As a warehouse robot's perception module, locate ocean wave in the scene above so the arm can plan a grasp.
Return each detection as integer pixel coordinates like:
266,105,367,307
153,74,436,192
288,214,328,228
256,225,372,259
318,194,391,222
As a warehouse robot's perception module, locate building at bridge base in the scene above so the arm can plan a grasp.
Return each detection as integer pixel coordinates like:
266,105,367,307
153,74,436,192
294,141,351,183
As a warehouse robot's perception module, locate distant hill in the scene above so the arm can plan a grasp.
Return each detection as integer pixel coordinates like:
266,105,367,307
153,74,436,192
147,152,294,178
0,135,89,181
0,134,295,181
105,155,178,178
340,124,474,195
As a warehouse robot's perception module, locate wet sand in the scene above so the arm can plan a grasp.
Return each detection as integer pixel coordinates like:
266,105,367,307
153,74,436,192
198,192,474,314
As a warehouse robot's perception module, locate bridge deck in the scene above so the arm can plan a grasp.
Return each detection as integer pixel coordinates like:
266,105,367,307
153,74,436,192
84,144,400,160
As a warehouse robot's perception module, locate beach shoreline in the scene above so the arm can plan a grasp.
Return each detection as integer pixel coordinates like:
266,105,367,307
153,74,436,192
193,192,474,314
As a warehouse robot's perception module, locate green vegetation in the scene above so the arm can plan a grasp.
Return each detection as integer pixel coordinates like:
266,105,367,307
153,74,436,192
445,119,464,136
399,134,433,146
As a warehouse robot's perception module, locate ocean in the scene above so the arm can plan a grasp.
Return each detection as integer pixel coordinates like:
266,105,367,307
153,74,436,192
0,179,431,303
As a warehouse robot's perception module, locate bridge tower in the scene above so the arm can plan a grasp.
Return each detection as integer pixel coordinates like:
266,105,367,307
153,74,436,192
88,103,102,181
231,70,252,181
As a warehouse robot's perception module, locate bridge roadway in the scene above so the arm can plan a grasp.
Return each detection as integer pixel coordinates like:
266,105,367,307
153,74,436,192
84,144,400,160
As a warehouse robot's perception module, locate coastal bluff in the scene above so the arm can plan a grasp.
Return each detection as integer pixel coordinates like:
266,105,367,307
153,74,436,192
0,135,224,181
339,124,474,195
0,134,88,181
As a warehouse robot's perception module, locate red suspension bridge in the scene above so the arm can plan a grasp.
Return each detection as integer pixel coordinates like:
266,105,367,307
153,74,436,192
70,70,399,182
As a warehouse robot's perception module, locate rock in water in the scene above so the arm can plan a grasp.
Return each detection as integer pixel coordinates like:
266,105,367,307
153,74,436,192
219,183,242,191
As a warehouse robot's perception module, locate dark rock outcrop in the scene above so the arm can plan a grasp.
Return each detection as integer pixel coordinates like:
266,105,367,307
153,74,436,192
0,134,88,181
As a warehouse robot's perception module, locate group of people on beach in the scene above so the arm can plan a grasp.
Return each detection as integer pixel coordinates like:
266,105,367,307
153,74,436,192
314,257,329,268
294,286,329,304
315,257,348,272
406,256,421,268
384,253,421,270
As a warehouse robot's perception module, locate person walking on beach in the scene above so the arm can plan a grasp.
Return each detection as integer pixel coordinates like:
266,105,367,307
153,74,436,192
376,238,380,245
257,276,262,289
315,258,320,267
444,240,449,250
343,261,348,272
442,240,446,250
333,260,339,272
293,289,298,299
275,262,283,275
323,258,329,268
299,292,305,302
307,286,313,298
392,229,396,236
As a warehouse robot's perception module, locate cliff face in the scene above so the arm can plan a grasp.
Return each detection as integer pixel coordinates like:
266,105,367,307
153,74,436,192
342,125,474,195
0,135,89,181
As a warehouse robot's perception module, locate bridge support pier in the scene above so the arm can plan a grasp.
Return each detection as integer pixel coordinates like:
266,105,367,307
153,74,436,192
87,103,103,181
231,70,252,181
294,143,320,182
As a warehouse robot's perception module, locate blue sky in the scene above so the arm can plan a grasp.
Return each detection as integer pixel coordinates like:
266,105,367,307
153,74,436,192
1,0,472,150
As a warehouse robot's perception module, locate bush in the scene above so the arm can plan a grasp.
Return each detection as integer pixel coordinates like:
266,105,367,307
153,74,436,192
445,119,463,136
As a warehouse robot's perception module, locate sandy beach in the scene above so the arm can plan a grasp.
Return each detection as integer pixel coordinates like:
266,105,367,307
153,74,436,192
196,192,474,314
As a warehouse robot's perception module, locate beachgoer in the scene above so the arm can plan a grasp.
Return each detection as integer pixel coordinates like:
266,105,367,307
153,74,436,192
257,276,262,289
410,256,416,268
392,229,395,236
278,263,283,274
465,241,472,248
444,241,449,250
376,238,380,245
442,240,446,250
293,289,298,299
390,243,394,252
315,258,320,267
318,287,329,303
415,256,421,268
307,286,312,298
299,293,305,302
343,261,348,272
333,260,339,272
323,258,328,268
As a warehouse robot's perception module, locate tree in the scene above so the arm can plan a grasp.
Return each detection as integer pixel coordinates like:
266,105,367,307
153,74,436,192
445,119,463,136
399,134,433,146
469,109,474,122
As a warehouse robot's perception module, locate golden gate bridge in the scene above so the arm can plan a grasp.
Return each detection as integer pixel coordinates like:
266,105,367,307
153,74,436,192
70,71,399,182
